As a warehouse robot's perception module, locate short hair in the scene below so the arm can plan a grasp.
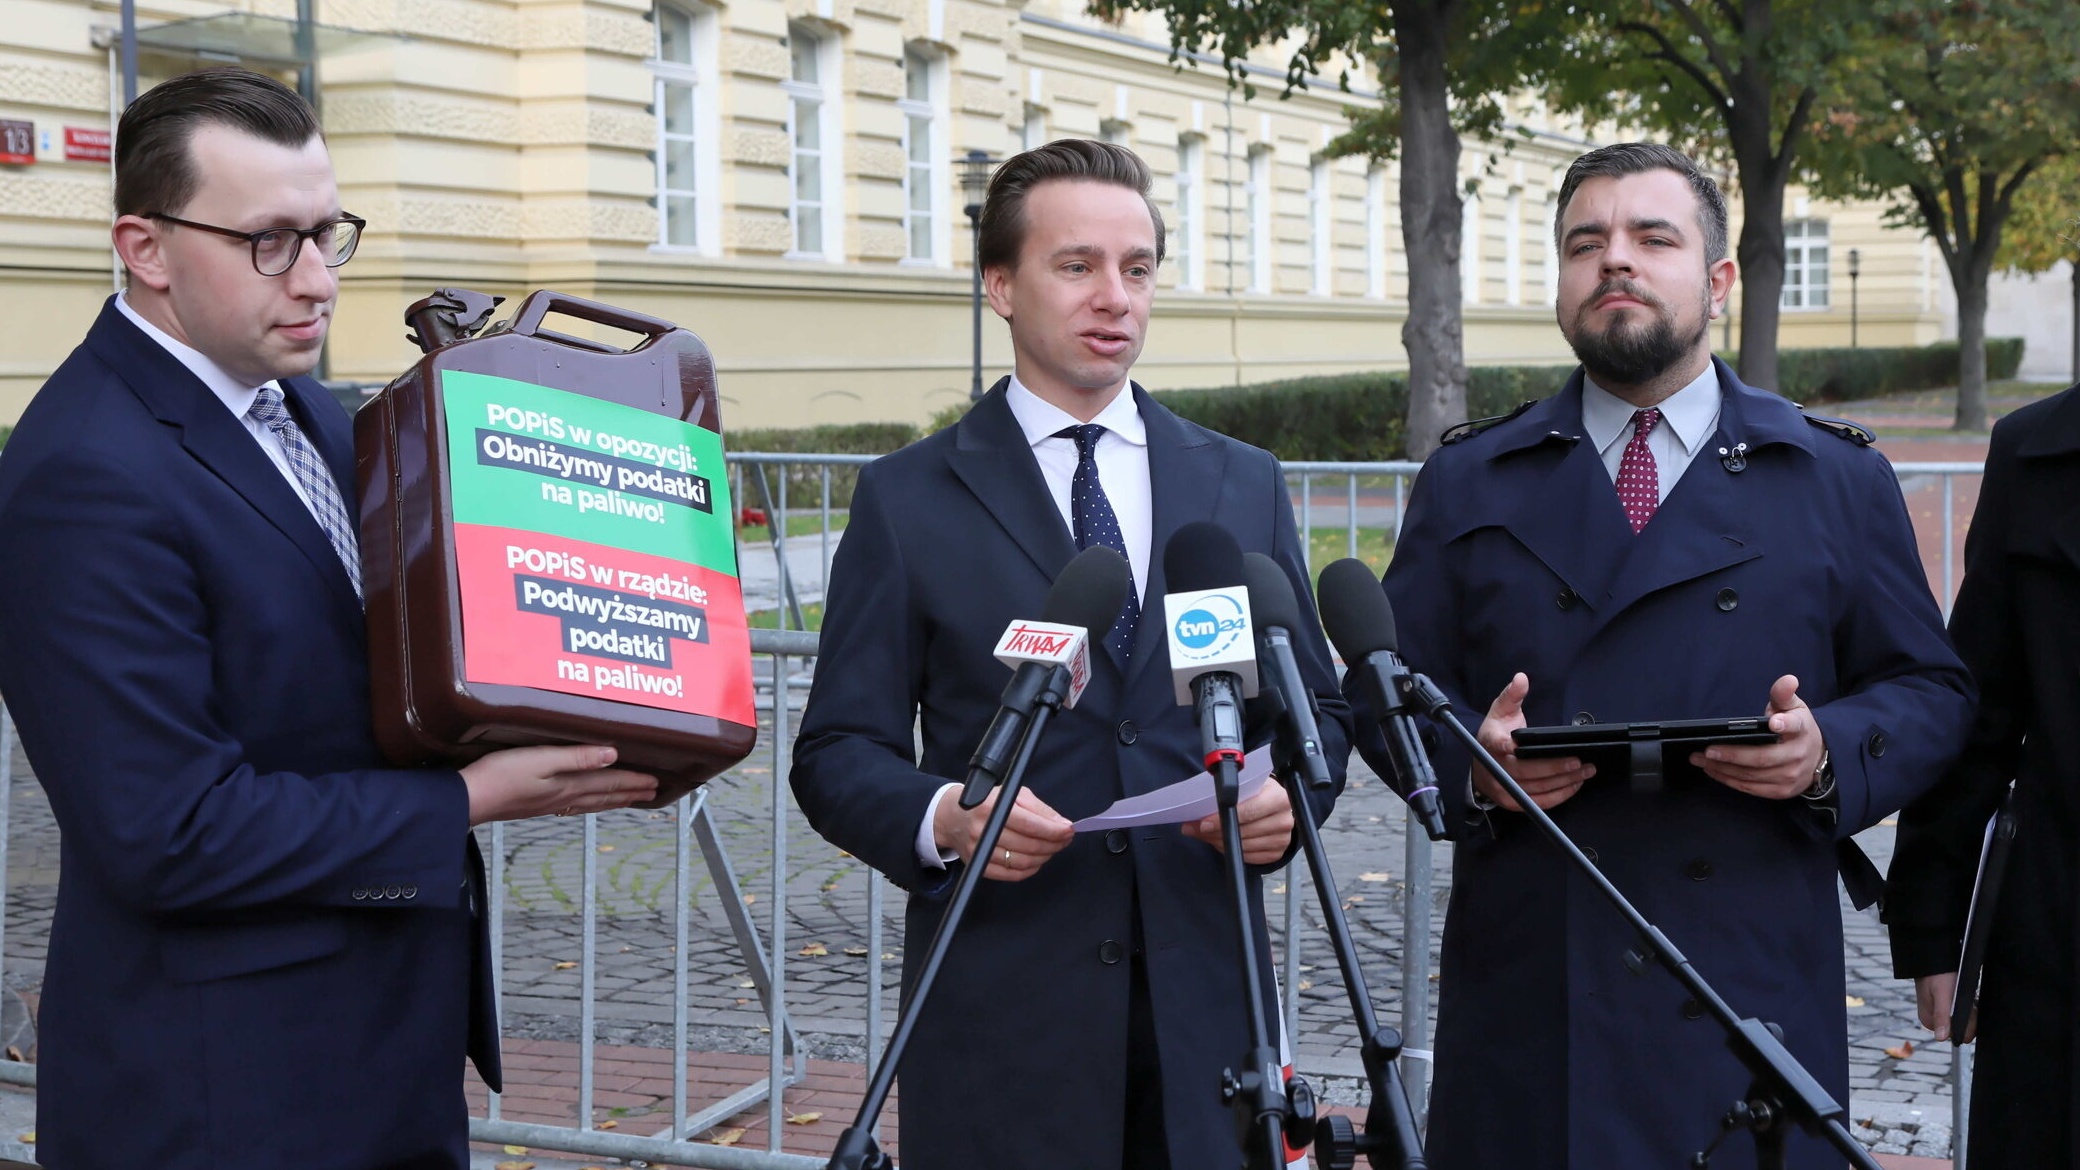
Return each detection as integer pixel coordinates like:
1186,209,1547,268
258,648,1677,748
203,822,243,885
976,138,1166,273
1553,142,1729,265
114,66,323,219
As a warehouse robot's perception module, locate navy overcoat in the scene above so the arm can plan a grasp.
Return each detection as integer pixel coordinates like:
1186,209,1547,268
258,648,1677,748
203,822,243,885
792,381,1350,1169
1361,360,1972,1169
0,301,497,1169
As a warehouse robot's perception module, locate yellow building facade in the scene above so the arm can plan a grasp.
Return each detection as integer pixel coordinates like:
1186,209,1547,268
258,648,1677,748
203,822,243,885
0,0,1948,428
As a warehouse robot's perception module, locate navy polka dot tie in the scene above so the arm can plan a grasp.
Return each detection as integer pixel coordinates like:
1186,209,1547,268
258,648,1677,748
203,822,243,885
1057,424,1140,663
1616,408,1662,534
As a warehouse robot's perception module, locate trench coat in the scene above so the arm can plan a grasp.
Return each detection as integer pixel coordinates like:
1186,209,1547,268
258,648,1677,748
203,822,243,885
791,381,1351,1169
1364,359,1973,1169
1887,382,2080,1166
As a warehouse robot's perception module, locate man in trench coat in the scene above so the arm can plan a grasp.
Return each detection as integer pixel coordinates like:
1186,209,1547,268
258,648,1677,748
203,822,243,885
1361,142,1973,1168
1886,381,2080,1166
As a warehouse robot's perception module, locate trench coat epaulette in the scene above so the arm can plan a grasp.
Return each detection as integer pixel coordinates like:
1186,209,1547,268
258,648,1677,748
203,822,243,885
1439,400,1539,446
1800,411,1877,446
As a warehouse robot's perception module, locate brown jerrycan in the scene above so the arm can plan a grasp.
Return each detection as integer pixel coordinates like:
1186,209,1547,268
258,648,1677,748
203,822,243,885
356,288,757,806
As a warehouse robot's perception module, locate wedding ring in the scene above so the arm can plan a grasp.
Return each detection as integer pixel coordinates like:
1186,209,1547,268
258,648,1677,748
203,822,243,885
1001,847,1013,864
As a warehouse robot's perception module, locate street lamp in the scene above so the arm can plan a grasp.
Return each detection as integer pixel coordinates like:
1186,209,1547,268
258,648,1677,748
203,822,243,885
960,149,999,401
1847,247,1862,349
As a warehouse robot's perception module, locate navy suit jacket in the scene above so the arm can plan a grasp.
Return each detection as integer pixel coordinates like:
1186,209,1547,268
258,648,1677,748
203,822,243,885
791,381,1351,1170
0,300,497,1170
1359,359,1973,1170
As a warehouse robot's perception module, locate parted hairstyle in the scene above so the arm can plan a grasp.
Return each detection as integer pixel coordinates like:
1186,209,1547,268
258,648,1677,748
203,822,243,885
1554,142,1729,266
976,138,1166,273
114,66,323,219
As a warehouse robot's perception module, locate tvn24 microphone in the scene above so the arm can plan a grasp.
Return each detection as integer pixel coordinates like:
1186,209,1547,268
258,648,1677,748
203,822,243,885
1240,552,1334,792
1316,558,1449,841
959,545,1132,809
1161,523,1258,775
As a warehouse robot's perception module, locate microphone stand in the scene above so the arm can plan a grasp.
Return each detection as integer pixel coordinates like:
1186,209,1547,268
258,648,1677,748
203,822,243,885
1395,673,1883,1170
1257,684,1428,1170
825,663,1074,1170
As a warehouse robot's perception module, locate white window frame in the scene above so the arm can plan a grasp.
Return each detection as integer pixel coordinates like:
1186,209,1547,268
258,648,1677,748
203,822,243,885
784,23,844,262
900,47,949,267
1504,186,1524,306
1309,157,1332,296
1100,119,1130,147
1782,219,1831,310
1366,166,1388,300
650,1,720,255
1246,146,1273,294
1461,188,1481,305
1175,135,1205,291
1544,184,1560,306
1023,104,1048,152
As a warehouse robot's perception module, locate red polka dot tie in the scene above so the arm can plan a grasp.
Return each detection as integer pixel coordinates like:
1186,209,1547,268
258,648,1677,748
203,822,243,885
1616,407,1662,534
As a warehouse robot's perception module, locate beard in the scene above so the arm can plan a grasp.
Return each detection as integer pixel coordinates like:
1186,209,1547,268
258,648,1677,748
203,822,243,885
1564,278,1710,387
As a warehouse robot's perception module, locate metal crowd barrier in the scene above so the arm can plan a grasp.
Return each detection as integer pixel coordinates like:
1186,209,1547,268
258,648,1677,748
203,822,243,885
0,453,1986,1169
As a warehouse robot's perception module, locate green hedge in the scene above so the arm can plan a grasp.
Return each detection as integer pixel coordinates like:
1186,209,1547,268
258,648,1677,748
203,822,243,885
1760,338,2023,404
726,421,917,513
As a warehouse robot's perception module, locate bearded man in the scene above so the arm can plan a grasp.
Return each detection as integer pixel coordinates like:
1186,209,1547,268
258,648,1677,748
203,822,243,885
1345,142,1972,1169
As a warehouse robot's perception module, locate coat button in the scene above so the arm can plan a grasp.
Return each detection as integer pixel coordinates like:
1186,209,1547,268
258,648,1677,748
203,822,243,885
1117,720,1138,746
1583,846,1600,863
1105,829,1129,854
1716,588,1739,612
1681,998,1705,1020
1685,859,1713,881
387,885,404,899
352,888,367,900
1573,711,1596,726
1556,588,1580,611
1098,940,1125,965
1868,732,1888,758
403,886,419,900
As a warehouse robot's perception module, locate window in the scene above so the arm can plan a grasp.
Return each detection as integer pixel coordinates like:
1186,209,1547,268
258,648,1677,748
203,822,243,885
1782,219,1831,309
1100,119,1130,147
901,49,945,264
1544,185,1560,305
1246,147,1272,294
1023,104,1048,152
651,2,717,252
1461,189,1481,305
1366,166,1388,300
785,25,841,260
1175,136,1204,291
1310,157,1332,296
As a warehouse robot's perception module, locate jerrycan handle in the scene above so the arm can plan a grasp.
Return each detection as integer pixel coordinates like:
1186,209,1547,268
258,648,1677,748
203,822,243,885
507,290,679,354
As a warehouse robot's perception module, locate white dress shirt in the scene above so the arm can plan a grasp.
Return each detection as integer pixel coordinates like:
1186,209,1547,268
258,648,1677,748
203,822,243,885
915,378,1155,868
1581,362,1722,503
114,292,332,524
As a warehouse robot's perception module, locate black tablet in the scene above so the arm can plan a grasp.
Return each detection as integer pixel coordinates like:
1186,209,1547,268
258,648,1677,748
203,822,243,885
1511,717,1780,793
1950,781,2019,1040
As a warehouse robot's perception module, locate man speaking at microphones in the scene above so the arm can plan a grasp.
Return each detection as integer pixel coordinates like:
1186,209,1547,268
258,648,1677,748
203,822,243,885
1354,142,1973,1169
791,139,1349,1170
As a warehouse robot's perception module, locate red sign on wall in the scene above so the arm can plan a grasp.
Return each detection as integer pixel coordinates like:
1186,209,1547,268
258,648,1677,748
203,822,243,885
0,121,32,166
63,127,109,163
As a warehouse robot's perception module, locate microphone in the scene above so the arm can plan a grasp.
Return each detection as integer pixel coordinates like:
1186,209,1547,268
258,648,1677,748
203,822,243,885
960,546,1132,809
1240,552,1334,792
1315,558,1449,841
1161,522,1258,775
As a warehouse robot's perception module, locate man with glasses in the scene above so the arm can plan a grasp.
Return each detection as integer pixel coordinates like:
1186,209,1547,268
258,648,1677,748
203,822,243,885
0,67,653,1169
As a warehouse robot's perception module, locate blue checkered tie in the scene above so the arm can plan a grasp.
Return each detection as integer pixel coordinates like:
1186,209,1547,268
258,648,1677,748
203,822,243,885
1057,424,1139,663
248,385,362,599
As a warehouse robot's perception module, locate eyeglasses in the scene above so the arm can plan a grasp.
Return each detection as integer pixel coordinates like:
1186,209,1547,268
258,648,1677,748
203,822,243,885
145,212,367,277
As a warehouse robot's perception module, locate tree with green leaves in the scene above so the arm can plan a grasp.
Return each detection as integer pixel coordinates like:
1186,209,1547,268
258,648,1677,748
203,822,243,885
1993,153,2080,387
1803,0,2080,429
1083,0,1581,457
1545,0,1872,395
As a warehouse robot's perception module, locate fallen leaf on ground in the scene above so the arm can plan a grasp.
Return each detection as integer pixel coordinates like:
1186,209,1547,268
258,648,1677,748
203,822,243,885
495,1163,533,1170
1359,872,1390,882
553,961,578,970
1298,980,1313,991
502,1146,528,1156
1883,1040,1915,1060
739,979,756,988
597,1119,619,1130
788,1111,824,1125
800,942,828,957
598,845,615,853
710,1128,746,1146
1845,996,1866,1008
16,1133,30,1144
844,945,869,956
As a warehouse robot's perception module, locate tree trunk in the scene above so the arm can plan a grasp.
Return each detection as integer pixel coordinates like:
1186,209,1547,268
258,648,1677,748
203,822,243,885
1392,0,1468,461
1954,274,1989,430
1729,144,1790,393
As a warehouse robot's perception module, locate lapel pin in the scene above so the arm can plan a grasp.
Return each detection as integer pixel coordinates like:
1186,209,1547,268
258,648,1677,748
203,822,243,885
1718,442,1748,473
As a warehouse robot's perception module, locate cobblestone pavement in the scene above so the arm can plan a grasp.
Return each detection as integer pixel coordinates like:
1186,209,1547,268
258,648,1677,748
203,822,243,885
0,699,1962,1159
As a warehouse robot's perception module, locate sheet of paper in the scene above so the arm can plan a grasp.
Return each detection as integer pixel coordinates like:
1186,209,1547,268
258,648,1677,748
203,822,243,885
1071,744,1274,831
